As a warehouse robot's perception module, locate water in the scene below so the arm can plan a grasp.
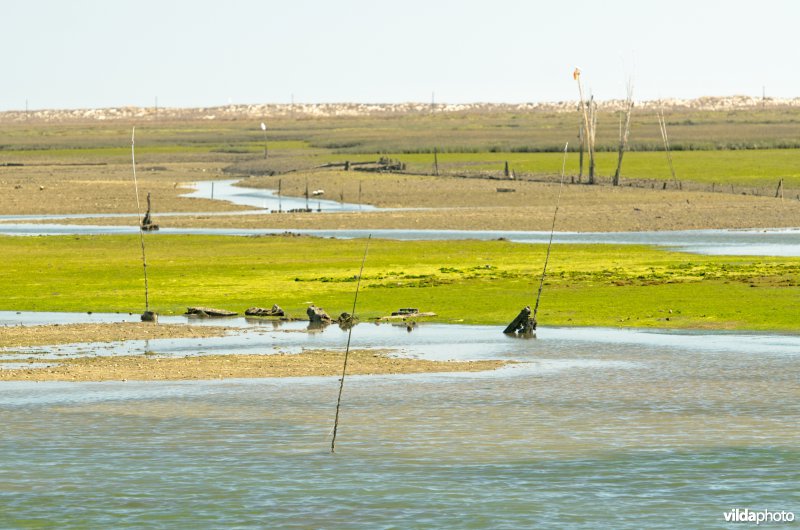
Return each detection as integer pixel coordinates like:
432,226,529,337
184,179,379,213
1,225,799,257
1,314,798,528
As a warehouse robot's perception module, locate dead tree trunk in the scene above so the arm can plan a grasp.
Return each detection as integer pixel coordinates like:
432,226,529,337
578,122,584,182
141,192,159,231
776,178,785,199
503,306,536,337
613,79,634,187
587,96,597,184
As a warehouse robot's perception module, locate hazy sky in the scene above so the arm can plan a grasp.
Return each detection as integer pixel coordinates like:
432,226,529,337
2,0,798,110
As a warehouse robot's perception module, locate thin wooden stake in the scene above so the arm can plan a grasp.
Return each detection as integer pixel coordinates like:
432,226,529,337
532,143,568,325
131,127,150,313
331,235,372,453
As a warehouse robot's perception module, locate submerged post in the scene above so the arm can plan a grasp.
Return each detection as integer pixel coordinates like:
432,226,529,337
503,305,535,336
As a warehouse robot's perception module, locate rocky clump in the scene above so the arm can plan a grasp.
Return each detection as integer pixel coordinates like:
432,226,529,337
306,304,332,324
245,305,285,317
186,307,238,318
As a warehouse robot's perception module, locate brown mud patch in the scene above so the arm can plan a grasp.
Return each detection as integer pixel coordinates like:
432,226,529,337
0,322,233,348
1,165,798,231
0,162,250,215
0,350,510,381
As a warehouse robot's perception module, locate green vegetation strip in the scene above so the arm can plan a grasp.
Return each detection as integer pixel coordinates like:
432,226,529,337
1,235,797,331
328,149,800,188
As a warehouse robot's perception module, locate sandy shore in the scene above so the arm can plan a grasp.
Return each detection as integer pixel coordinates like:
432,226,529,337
0,322,509,381
0,322,232,348
0,350,509,382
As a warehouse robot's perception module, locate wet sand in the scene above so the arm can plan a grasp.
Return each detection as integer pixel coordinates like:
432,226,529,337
0,350,509,382
0,322,232,348
0,322,509,381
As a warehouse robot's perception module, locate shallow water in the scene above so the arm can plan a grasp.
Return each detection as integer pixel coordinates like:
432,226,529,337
1,313,798,528
1,225,799,257
185,179,379,213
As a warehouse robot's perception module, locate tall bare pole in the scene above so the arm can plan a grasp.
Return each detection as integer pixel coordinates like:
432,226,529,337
574,68,596,184
532,143,568,326
577,121,584,182
131,128,151,315
331,235,372,453
261,122,268,159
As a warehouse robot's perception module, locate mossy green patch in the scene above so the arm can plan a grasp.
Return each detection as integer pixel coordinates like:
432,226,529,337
0,235,797,331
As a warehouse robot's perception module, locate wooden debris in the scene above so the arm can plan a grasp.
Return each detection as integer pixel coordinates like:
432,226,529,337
140,311,158,323
496,187,516,193
306,304,332,324
503,305,536,337
245,305,285,317
337,312,358,329
186,307,238,317
380,311,436,320
141,192,159,231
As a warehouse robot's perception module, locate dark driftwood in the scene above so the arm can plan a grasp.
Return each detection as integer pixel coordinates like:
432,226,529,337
141,192,159,231
503,306,536,336
140,311,158,323
186,307,237,317
245,305,285,317
307,304,332,324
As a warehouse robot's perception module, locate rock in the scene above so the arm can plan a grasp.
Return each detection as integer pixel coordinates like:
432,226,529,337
337,312,358,329
306,304,332,324
186,307,238,317
245,304,285,317
140,311,158,323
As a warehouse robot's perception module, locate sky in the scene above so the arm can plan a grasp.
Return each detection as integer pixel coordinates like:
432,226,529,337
2,0,798,111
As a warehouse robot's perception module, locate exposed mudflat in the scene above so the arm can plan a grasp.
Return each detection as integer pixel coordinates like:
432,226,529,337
0,349,508,381
0,322,232,348
6,169,798,232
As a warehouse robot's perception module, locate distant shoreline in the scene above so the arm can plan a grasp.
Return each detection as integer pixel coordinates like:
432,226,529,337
2,95,800,122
